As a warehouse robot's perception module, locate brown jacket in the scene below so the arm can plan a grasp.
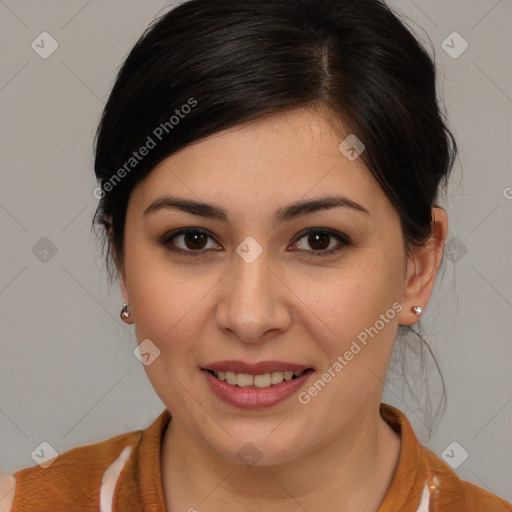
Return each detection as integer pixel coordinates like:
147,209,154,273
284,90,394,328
1,403,510,511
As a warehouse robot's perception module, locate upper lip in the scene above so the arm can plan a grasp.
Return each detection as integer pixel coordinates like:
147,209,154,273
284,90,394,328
203,361,313,374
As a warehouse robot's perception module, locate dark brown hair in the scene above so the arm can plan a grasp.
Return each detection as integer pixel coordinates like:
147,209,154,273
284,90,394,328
93,0,457,273
93,0,458,427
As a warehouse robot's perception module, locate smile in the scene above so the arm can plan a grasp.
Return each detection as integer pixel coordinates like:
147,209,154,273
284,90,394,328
201,364,315,408
208,369,306,388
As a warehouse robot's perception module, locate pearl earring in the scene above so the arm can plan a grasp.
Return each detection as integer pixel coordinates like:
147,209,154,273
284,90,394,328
120,303,131,322
412,306,422,316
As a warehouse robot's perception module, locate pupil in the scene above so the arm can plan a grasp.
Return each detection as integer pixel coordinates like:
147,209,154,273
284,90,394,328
186,233,206,250
309,233,329,250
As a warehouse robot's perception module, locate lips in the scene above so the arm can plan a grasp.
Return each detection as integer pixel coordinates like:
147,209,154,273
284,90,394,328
200,361,315,408
203,360,312,374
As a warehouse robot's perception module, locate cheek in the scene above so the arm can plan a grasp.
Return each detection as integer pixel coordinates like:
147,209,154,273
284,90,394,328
125,252,222,358
293,274,402,416
125,260,212,411
291,263,403,396
293,258,402,337
129,274,201,344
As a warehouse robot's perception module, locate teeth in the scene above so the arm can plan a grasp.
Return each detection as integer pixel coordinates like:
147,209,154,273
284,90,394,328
237,373,255,387
271,371,284,385
225,372,237,385
211,369,305,388
253,373,272,388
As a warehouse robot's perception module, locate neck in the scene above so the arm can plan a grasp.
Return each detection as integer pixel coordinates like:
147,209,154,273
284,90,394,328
161,401,400,512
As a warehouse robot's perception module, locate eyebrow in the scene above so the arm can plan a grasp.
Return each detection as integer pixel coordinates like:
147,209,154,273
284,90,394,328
143,195,370,224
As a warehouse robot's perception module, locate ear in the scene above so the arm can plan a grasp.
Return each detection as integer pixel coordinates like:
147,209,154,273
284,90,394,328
107,224,134,325
397,207,448,326
118,263,129,303
116,256,134,325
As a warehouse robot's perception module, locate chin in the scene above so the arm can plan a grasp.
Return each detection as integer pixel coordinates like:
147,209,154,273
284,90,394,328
201,423,306,468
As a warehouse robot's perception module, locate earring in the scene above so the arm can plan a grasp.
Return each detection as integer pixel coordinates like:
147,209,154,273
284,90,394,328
120,303,131,322
412,306,422,317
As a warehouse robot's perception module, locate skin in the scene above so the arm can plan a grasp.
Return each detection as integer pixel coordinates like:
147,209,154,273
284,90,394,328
116,107,448,512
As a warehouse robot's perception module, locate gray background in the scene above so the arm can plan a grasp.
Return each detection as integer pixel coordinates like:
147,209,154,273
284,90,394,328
0,0,511,503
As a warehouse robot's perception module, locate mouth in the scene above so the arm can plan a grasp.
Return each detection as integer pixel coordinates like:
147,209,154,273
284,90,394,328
204,368,313,388
200,361,315,408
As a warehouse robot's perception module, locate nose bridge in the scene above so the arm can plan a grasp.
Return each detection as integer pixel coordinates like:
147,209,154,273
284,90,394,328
216,241,290,342
233,248,271,306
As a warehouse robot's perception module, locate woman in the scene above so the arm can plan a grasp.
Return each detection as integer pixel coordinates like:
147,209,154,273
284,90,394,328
1,0,510,510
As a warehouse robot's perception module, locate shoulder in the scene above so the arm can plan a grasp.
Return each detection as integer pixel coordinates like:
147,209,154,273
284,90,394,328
6,428,143,511
0,474,16,512
420,445,512,510
380,403,511,511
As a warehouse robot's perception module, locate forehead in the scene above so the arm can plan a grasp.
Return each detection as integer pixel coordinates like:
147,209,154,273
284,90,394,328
130,108,391,221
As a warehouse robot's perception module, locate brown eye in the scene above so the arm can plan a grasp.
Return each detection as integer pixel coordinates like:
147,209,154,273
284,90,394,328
305,232,331,251
290,229,349,257
179,231,209,250
159,227,349,258
159,228,220,256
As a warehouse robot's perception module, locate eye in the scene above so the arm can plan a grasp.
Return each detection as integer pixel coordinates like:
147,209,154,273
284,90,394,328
158,228,350,257
159,228,221,256
289,229,350,257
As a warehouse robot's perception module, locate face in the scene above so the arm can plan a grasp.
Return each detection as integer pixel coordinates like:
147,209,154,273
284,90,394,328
119,108,419,466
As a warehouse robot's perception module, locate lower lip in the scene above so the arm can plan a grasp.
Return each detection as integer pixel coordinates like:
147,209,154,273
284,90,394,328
201,369,314,409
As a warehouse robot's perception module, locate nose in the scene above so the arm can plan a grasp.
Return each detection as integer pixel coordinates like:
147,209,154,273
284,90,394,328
215,250,292,345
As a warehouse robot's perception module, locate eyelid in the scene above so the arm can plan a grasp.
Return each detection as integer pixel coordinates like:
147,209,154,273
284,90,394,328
159,228,220,255
158,227,350,257
290,228,349,258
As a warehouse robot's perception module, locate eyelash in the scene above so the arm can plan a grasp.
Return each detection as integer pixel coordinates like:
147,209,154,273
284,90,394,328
158,228,350,258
